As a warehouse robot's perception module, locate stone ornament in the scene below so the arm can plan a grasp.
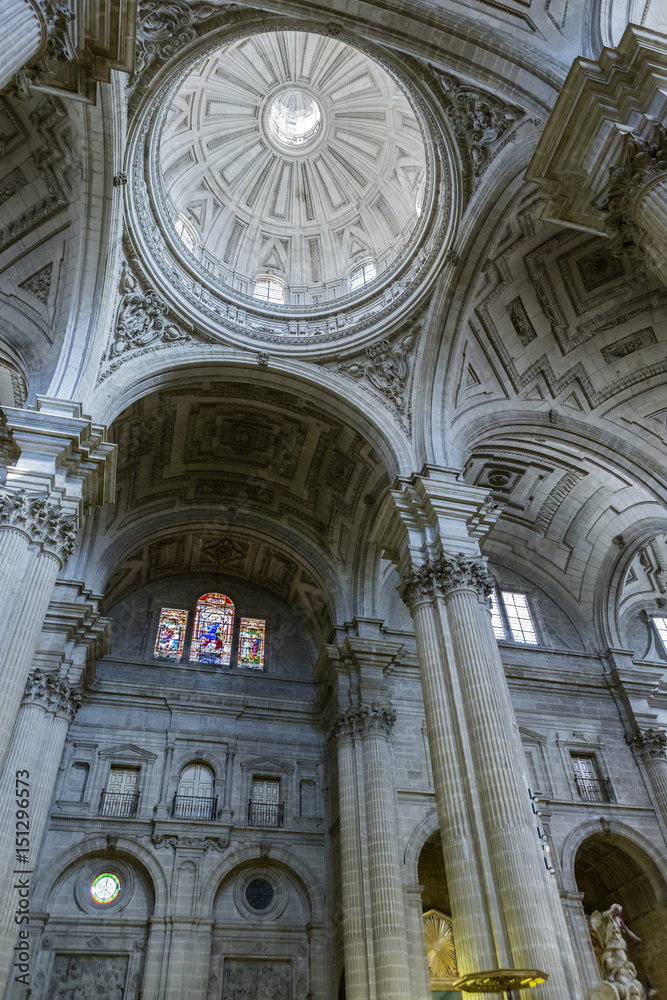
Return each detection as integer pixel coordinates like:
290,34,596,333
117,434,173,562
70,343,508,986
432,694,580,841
435,72,524,175
597,125,667,264
0,489,77,563
332,703,396,740
625,728,667,763
587,904,644,1000
221,960,292,1000
399,553,493,608
23,667,81,721
133,0,220,81
47,954,129,1000
339,327,418,413
110,263,189,359
423,909,457,987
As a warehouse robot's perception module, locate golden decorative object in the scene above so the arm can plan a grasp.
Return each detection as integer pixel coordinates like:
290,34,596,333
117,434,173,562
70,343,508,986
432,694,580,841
453,969,549,992
423,909,458,987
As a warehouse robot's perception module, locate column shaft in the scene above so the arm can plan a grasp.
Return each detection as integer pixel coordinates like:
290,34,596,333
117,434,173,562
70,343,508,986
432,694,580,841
0,0,42,90
360,714,412,1000
410,598,497,976
444,583,574,997
336,727,370,1000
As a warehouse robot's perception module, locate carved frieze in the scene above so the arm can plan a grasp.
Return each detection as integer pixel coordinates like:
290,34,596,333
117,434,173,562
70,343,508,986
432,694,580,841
0,489,77,563
221,960,292,1000
23,667,81,721
48,954,128,999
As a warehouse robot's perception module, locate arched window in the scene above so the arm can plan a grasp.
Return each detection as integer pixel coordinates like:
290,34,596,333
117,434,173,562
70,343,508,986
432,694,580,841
175,215,198,251
174,763,216,820
253,276,284,303
349,260,376,291
190,593,235,665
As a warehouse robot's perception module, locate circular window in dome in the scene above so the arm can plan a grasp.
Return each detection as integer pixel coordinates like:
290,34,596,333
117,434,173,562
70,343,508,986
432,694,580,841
245,878,275,910
91,872,121,905
268,89,321,147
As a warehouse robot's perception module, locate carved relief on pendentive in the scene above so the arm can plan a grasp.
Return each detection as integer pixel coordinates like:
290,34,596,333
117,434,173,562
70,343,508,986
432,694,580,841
18,261,53,305
507,296,537,346
600,327,656,364
336,318,421,422
433,72,524,176
132,0,222,83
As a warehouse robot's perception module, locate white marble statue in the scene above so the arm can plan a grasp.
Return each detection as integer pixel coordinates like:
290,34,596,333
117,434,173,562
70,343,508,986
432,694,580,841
585,904,645,1000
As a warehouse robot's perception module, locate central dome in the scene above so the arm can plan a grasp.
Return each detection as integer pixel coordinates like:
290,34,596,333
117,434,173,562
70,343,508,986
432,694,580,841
267,89,322,147
157,30,428,308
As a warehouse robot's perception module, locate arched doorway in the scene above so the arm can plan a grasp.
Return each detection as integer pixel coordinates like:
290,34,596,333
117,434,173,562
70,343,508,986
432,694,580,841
575,834,667,996
418,831,459,999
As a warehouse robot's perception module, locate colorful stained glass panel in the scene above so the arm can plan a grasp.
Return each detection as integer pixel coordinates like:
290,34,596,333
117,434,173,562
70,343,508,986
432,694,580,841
190,593,235,665
238,617,265,669
154,608,188,660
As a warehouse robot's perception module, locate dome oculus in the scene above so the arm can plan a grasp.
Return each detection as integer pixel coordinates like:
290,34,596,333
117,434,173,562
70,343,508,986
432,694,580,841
268,89,322,147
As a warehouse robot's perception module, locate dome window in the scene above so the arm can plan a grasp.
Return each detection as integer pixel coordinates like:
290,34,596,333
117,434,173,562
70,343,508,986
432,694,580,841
349,261,377,291
175,216,198,252
253,276,285,304
268,89,321,147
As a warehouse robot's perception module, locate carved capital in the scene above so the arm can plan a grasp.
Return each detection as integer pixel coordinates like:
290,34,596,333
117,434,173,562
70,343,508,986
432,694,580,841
432,552,493,598
23,668,81,721
626,728,667,763
0,489,77,563
358,703,396,739
398,562,436,610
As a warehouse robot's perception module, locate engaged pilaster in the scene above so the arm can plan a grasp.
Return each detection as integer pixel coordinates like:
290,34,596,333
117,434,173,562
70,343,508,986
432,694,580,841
626,728,667,829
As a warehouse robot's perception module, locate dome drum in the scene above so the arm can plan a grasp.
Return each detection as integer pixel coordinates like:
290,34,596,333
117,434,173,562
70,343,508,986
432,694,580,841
125,19,456,353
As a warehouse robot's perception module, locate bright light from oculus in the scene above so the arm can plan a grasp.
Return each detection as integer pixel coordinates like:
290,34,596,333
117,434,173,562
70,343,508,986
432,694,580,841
91,873,121,904
268,89,322,147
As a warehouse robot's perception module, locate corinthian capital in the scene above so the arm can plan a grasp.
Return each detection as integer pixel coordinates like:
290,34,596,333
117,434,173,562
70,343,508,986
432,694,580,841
357,703,396,739
0,490,77,564
398,562,436,610
626,728,667,763
432,552,493,598
23,668,81,722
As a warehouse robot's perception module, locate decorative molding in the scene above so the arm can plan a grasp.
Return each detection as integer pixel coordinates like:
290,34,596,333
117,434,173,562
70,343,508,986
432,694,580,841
23,667,81,721
626,727,667,763
0,489,76,562
150,831,230,851
433,71,524,176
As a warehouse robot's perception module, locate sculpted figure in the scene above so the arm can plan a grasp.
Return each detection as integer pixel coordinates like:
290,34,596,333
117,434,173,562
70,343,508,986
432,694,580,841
588,904,645,1000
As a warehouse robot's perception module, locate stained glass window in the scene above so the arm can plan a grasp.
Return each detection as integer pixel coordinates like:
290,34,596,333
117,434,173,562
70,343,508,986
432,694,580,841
238,617,265,669
154,608,188,660
91,873,121,904
190,593,235,665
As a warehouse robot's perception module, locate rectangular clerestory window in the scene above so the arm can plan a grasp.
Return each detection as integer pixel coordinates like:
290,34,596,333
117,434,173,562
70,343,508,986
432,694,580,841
490,590,539,645
653,617,667,652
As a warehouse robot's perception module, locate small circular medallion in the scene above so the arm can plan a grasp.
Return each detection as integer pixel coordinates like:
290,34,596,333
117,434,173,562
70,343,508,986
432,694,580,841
91,872,121,905
245,878,275,910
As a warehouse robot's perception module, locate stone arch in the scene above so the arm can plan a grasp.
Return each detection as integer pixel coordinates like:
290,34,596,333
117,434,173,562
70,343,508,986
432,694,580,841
202,843,325,922
403,808,439,884
601,521,667,655
560,819,667,898
30,834,169,916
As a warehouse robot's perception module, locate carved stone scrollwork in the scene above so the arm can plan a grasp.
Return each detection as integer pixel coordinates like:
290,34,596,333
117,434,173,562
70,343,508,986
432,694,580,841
133,0,220,81
597,125,667,263
23,667,81,721
40,0,76,61
435,72,524,175
626,727,667,763
110,262,189,359
0,489,77,563
340,327,418,412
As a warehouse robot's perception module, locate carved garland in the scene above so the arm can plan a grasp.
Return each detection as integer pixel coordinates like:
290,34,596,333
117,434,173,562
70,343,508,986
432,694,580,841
0,489,77,563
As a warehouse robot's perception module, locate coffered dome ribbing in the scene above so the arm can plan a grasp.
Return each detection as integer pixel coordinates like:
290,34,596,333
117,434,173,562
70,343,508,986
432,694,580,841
158,31,427,306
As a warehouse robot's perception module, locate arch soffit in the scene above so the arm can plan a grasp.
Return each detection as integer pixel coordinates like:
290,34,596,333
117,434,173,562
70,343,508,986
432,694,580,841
88,356,415,481
171,750,223,782
403,808,440,884
560,818,667,897
599,518,667,650
29,835,168,915
202,843,325,921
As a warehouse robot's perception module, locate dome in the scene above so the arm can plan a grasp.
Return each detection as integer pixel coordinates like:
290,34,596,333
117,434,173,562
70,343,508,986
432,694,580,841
157,30,428,308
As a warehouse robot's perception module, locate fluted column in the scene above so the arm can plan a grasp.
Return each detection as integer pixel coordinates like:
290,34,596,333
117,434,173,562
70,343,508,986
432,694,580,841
0,667,80,989
332,712,370,1000
626,728,667,829
400,577,497,983
405,885,432,1000
0,0,43,90
434,554,575,997
0,491,76,774
358,704,412,1000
